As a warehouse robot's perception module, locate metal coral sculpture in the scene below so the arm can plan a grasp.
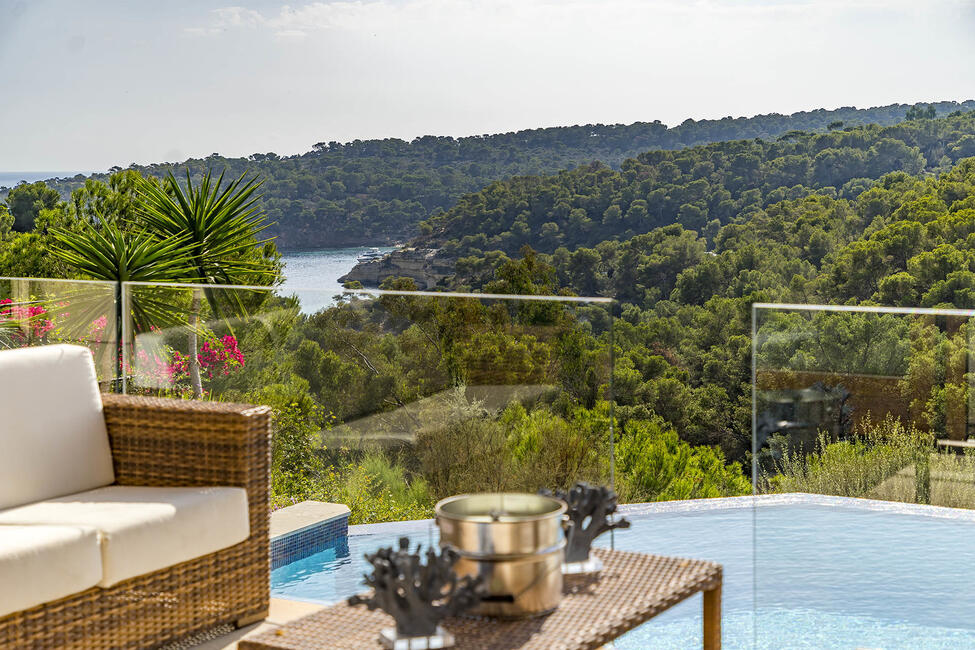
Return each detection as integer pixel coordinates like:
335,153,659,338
543,482,631,563
348,537,485,639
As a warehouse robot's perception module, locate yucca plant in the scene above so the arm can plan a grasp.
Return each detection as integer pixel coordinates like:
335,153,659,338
51,219,195,282
136,170,277,397
51,219,198,380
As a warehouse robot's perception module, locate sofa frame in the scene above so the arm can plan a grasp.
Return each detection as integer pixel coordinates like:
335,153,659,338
0,393,271,649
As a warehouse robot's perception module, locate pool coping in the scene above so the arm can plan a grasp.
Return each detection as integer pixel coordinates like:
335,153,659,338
621,492,975,522
271,501,350,538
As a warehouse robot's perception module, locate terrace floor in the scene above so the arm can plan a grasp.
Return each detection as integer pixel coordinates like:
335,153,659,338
182,501,338,649
192,598,324,649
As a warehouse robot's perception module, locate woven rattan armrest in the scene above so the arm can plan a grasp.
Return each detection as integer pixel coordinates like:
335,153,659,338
101,393,271,492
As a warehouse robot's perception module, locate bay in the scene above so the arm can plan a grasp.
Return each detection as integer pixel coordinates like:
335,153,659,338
280,246,396,313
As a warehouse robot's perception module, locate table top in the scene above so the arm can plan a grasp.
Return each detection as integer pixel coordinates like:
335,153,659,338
240,547,722,650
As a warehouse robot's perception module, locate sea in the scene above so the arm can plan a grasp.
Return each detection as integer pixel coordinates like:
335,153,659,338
0,171,91,188
279,247,396,313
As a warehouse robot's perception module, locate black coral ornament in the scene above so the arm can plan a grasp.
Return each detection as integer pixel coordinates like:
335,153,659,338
349,537,485,648
542,482,631,569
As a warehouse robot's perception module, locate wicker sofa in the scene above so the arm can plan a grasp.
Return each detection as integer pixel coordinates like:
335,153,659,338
0,344,271,649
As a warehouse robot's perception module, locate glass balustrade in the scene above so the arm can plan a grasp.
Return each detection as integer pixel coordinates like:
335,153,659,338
753,303,975,647
0,276,119,387
120,281,615,524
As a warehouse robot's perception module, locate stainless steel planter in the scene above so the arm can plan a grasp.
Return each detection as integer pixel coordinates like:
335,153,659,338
435,493,567,618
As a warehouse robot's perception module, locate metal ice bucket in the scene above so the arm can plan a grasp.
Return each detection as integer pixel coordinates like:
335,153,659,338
435,492,567,618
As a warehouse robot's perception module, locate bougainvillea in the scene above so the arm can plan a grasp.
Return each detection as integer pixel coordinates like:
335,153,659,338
1,296,243,394
131,347,178,386
169,350,189,382
0,298,55,341
88,315,108,344
167,335,245,384
200,335,245,378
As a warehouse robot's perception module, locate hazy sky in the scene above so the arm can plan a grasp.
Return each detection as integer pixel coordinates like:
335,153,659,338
1,0,974,171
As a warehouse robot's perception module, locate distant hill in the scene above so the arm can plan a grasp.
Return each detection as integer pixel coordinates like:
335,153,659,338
15,100,975,249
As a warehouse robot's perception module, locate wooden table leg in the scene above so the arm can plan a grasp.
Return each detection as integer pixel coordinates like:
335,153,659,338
703,580,721,650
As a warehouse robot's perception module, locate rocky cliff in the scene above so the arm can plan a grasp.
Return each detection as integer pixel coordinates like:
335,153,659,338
339,248,454,289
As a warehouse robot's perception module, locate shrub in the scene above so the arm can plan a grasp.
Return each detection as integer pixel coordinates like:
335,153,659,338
415,395,609,498
501,402,609,491
616,417,750,502
762,414,932,499
337,453,433,524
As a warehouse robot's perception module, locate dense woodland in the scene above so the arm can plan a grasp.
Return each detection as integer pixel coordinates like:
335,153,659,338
421,109,975,257
5,102,975,520
8,100,974,249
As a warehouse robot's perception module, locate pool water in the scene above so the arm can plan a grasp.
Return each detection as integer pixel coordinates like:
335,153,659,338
271,497,975,649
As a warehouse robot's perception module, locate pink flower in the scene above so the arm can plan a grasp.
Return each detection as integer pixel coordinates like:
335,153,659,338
0,299,54,342
88,316,108,344
128,335,245,390
196,335,245,379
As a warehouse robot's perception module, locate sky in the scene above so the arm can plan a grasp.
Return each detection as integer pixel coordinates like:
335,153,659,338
1,0,974,172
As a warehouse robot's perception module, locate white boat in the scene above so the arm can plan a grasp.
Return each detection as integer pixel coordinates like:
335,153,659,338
357,247,384,263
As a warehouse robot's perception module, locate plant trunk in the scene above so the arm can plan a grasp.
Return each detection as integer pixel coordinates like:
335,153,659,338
115,282,123,393
188,290,203,399
914,448,931,505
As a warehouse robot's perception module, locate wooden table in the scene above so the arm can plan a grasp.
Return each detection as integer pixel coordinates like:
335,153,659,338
241,548,723,650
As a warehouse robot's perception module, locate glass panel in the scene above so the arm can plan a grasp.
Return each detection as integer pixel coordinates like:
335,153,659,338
122,282,614,524
0,277,119,388
753,303,975,647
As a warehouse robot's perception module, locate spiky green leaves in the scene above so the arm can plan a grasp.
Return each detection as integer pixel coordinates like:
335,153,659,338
136,170,276,286
51,220,195,283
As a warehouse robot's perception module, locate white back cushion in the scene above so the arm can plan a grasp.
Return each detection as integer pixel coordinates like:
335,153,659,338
0,344,115,509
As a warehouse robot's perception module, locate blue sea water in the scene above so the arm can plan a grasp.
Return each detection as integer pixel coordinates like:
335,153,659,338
279,246,395,313
0,171,90,188
270,501,975,649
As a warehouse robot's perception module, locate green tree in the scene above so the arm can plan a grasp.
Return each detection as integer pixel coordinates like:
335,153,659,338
71,170,147,227
906,104,937,120
6,182,61,232
137,170,278,397
0,205,11,241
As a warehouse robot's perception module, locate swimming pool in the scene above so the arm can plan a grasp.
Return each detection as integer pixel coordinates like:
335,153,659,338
271,494,975,649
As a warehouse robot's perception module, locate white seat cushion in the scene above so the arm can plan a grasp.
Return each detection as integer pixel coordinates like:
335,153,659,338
0,524,102,618
0,344,115,509
0,485,250,587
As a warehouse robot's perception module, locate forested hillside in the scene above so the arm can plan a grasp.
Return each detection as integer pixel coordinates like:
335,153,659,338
15,100,974,249
419,110,975,257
